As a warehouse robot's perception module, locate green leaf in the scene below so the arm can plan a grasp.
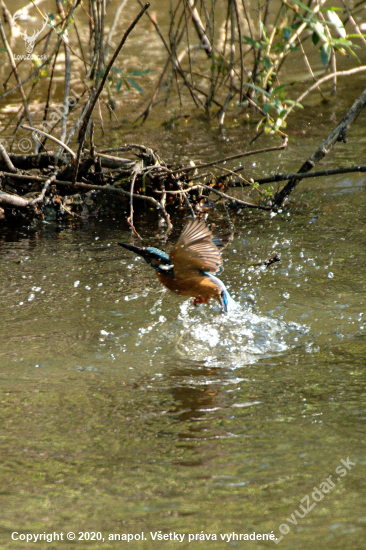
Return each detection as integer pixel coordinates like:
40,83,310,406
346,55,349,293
312,31,320,45
244,82,270,99
311,21,327,43
285,99,304,109
263,56,272,70
273,84,288,98
320,42,331,66
291,0,314,13
116,78,122,92
331,37,355,48
275,118,285,129
326,10,346,38
282,26,292,42
272,98,283,112
126,77,145,95
108,98,117,111
342,44,361,62
260,21,268,41
129,69,150,76
242,35,262,48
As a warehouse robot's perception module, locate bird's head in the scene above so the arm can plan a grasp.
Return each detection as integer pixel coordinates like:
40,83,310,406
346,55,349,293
118,243,174,276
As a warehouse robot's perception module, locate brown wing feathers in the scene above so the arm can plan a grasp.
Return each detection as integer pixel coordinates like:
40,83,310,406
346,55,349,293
170,219,231,276
175,218,212,245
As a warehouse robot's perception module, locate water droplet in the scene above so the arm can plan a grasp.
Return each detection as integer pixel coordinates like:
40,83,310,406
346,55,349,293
74,280,80,288
283,292,290,299
327,272,334,279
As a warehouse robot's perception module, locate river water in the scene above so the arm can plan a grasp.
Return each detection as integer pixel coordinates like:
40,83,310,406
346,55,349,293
1,1,366,547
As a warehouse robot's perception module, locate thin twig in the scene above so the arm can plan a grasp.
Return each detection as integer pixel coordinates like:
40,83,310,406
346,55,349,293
186,0,212,55
104,0,128,63
30,171,60,204
196,183,270,210
128,171,138,235
159,180,172,231
56,0,72,149
233,0,244,102
211,164,252,185
235,165,366,186
283,66,366,121
21,125,77,158
298,39,326,100
40,42,61,150
0,20,33,127
172,141,288,173
340,0,366,48
73,2,150,185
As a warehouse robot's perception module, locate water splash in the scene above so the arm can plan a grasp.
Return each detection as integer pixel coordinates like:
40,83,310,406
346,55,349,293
135,299,308,367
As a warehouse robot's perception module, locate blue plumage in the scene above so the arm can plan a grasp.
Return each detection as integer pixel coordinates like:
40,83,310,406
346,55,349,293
118,219,235,312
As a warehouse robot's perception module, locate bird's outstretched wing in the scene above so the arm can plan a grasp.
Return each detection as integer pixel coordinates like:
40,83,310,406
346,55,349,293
212,232,233,252
170,219,232,275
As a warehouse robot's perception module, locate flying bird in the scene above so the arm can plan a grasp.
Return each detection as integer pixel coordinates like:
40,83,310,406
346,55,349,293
118,219,235,312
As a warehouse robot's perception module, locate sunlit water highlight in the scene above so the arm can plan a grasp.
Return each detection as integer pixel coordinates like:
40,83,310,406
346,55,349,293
131,297,309,367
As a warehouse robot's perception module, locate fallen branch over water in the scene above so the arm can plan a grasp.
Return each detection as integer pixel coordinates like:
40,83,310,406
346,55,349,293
0,140,276,224
273,87,366,207
1,131,364,225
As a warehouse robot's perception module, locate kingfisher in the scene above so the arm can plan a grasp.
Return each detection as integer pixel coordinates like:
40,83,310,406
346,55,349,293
118,219,236,312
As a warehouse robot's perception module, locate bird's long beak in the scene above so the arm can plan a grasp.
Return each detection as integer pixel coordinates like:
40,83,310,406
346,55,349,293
118,242,147,258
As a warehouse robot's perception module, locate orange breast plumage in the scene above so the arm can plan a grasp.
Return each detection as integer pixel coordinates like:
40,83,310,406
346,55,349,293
118,218,235,312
